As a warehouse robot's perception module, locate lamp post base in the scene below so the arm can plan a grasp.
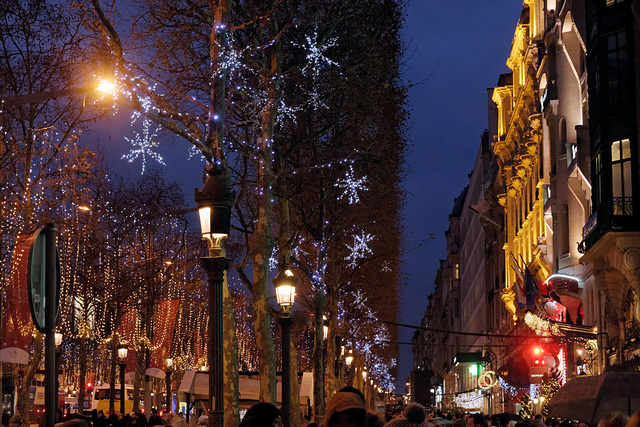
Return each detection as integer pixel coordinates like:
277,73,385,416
208,410,224,427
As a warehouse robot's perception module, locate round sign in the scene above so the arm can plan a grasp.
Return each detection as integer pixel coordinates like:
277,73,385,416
479,371,498,389
27,226,60,332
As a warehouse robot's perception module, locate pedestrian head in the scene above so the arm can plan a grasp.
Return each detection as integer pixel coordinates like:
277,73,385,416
625,413,640,427
468,414,487,427
239,402,283,427
323,391,367,427
338,386,366,404
598,414,629,427
383,403,426,427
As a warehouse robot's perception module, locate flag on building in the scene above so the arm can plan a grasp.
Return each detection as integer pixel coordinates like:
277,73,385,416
524,266,540,313
510,254,526,309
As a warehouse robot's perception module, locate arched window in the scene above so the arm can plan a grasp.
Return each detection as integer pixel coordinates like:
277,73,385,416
560,117,567,155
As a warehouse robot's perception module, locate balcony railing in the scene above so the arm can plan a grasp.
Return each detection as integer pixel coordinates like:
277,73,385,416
613,197,633,216
625,320,639,344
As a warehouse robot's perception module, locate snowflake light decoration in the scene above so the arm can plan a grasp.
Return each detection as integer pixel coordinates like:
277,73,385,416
336,165,368,204
122,118,165,174
296,30,338,79
345,231,374,268
213,36,249,80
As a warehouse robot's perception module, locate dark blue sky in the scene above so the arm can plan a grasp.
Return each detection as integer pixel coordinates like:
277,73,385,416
397,1,524,390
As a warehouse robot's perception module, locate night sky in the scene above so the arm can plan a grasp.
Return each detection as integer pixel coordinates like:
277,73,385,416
94,0,527,394
397,1,524,390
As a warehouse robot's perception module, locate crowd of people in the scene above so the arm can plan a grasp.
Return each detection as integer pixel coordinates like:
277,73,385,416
5,387,638,427
306,387,640,427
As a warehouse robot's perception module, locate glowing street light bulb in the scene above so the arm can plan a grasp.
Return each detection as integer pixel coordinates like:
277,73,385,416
97,80,116,94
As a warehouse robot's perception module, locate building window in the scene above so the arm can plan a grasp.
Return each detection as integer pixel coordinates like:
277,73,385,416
454,263,459,279
560,118,567,155
594,151,603,209
611,138,633,215
606,30,629,110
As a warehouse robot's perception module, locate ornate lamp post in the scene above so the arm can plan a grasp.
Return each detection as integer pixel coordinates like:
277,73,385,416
322,315,329,342
165,358,173,413
117,345,128,416
195,164,234,427
54,333,62,417
361,367,367,401
345,350,354,386
274,267,296,427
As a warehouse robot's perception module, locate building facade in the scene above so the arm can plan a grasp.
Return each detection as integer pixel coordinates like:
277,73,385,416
412,0,640,414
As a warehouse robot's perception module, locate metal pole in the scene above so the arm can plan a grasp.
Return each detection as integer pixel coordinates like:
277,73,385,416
45,223,57,427
201,257,230,427
280,315,292,427
120,364,126,415
166,370,172,413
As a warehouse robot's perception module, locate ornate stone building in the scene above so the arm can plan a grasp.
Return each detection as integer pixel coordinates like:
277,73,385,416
411,0,640,414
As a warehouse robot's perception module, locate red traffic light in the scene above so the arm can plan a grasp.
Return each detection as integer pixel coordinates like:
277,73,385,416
86,382,93,391
532,346,546,366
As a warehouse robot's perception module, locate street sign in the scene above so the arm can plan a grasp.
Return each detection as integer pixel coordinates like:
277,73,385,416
27,224,60,333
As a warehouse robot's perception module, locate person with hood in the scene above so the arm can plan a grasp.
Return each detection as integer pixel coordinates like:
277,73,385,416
322,391,367,427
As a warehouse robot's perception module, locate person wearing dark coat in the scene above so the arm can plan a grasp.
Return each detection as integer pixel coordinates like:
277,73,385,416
148,409,164,426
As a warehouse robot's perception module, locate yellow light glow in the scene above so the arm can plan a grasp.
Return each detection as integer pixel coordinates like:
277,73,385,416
97,80,116,94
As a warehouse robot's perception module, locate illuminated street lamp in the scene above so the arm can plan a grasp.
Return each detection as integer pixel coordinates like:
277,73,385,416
323,315,329,342
345,350,354,368
195,164,234,427
117,344,128,416
274,266,296,427
165,358,173,413
2,78,116,107
274,268,296,314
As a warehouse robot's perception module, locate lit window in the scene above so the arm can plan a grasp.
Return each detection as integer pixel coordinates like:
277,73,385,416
611,139,633,215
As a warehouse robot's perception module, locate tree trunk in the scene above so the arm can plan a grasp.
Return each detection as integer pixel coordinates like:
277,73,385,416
16,332,43,427
248,17,280,404
325,287,339,398
78,336,87,414
312,292,327,422
133,346,146,412
289,335,301,427
223,270,240,427
249,210,276,404
109,338,117,413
